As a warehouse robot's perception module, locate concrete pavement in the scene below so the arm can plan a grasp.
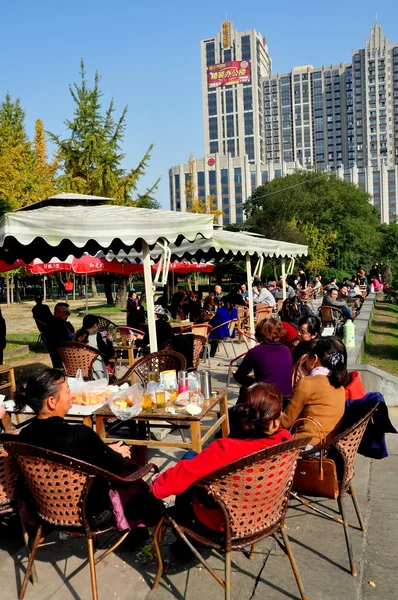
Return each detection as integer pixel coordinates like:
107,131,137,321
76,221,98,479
1,338,397,600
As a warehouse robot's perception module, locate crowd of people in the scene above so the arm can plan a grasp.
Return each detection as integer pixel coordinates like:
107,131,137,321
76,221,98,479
0,263,389,563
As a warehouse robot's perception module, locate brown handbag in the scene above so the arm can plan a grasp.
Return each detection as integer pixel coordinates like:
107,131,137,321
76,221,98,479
290,417,339,500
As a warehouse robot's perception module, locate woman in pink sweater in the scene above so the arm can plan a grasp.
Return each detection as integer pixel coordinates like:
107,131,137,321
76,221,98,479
151,382,292,532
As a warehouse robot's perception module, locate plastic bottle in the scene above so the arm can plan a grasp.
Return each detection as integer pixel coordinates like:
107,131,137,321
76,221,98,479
343,320,355,348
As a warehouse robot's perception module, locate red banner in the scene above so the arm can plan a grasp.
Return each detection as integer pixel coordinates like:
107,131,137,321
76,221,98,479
208,60,251,88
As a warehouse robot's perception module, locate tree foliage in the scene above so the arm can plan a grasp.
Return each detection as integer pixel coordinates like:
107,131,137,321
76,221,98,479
49,60,160,208
0,94,57,213
244,170,381,275
186,154,223,223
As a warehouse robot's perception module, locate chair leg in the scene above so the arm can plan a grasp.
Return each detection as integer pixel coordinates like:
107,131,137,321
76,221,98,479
87,537,99,600
279,525,308,600
229,338,236,357
225,550,231,600
290,491,344,524
220,341,229,357
19,513,38,585
348,483,366,532
179,428,187,443
152,517,165,590
337,495,357,576
248,543,256,560
19,524,42,600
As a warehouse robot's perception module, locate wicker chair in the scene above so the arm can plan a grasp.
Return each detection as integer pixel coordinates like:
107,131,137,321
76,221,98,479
57,342,100,380
92,315,118,332
115,325,145,337
291,403,380,576
0,446,37,586
115,349,187,387
152,437,311,600
318,305,345,334
4,441,158,600
33,317,48,349
237,327,257,351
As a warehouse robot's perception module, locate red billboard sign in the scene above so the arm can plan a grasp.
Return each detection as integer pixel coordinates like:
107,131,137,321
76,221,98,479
207,60,251,88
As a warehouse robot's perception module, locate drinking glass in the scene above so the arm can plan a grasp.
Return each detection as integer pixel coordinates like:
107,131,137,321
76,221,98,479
156,390,166,410
141,392,153,413
148,371,159,383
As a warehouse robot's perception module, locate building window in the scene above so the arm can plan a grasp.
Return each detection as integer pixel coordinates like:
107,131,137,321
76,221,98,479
227,139,235,155
245,136,255,161
209,141,218,153
206,42,215,66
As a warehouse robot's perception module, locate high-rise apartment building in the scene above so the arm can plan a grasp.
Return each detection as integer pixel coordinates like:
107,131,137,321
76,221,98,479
201,21,271,165
264,63,352,169
264,24,398,170
352,23,398,168
170,22,398,224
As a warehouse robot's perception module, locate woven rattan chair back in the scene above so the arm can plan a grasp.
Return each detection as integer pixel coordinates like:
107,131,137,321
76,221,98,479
202,438,311,540
57,341,100,379
0,446,18,513
129,350,187,386
192,335,207,370
191,323,211,338
92,315,117,332
9,445,92,528
331,404,379,493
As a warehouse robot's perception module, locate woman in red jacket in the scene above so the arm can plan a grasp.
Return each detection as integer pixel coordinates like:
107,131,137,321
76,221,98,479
151,382,292,533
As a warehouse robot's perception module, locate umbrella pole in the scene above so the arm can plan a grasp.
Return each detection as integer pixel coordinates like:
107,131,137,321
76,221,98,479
73,274,76,301
85,273,88,314
281,259,286,301
143,241,158,353
246,252,255,346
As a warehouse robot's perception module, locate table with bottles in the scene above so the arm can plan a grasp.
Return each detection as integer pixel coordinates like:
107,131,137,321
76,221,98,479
93,387,229,457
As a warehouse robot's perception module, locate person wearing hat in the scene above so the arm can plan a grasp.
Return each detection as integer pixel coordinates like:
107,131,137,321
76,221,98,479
135,305,174,351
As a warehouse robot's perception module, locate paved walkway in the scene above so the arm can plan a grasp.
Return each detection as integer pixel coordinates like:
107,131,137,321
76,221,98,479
1,340,397,600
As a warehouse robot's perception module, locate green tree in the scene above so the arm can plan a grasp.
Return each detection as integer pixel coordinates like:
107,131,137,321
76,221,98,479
0,95,57,213
50,60,160,208
50,61,161,305
244,170,381,275
0,94,34,211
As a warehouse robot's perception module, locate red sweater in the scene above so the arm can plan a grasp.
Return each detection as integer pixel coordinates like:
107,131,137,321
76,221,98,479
152,429,292,530
345,371,366,400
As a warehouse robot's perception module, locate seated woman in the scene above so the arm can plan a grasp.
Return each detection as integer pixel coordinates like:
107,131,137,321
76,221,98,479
234,318,293,399
73,314,115,380
16,368,162,535
151,382,292,532
280,296,312,327
281,337,346,444
291,315,321,364
208,297,238,357
135,305,174,351
203,292,218,313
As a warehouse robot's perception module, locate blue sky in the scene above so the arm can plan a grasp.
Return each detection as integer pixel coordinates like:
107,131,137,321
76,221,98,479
1,0,397,207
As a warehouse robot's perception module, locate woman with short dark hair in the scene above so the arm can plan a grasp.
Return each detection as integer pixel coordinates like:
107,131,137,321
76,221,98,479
16,368,162,537
234,318,293,397
151,381,292,532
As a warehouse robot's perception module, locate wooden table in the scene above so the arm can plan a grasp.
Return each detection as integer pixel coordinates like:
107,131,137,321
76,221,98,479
114,342,136,367
94,388,229,454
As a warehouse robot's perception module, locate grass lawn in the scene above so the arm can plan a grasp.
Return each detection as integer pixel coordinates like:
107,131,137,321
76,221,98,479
72,303,126,315
362,300,398,376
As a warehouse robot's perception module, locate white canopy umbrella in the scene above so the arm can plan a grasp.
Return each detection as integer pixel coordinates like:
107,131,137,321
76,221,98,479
105,229,308,339
0,205,214,351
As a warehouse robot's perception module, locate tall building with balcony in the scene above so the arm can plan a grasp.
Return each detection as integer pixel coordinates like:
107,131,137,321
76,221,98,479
352,23,398,168
201,21,271,165
263,63,352,169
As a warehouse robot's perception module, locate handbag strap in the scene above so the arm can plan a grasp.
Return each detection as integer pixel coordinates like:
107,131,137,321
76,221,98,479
289,416,327,480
